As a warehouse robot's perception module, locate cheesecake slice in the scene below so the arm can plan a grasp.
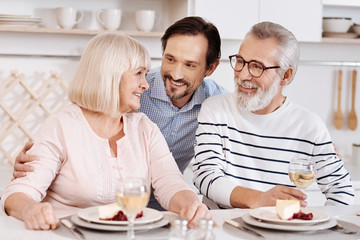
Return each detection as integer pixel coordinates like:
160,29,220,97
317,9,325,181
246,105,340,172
98,202,144,221
98,202,122,219
276,199,300,220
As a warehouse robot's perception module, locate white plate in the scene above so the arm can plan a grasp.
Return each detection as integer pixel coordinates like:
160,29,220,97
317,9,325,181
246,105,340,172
71,214,169,231
0,14,31,18
0,17,42,27
242,214,337,231
249,207,329,225
0,17,42,21
77,206,163,225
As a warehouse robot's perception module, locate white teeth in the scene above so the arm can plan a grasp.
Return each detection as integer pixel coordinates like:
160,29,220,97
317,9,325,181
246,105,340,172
171,80,185,86
237,80,257,89
134,93,141,97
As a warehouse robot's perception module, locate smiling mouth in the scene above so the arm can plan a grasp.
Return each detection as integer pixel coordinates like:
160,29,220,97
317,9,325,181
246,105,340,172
170,79,186,87
237,80,258,91
133,92,141,97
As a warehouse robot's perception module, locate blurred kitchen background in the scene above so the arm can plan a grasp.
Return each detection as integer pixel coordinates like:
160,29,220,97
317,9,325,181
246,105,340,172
0,0,359,204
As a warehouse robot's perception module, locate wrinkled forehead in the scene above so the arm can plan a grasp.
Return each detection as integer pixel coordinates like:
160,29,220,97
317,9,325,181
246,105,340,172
239,36,280,65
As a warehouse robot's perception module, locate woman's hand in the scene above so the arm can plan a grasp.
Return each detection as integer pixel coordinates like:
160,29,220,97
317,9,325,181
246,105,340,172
169,190,214,228
22,202,59,230
178,201,213,228
5,193,59,230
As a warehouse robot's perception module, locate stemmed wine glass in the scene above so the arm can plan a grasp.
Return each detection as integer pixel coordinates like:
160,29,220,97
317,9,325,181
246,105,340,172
116,177,150,240
288,158,316,192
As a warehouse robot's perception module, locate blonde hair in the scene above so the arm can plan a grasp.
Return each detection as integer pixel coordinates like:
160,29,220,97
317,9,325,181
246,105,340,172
69,33,151,116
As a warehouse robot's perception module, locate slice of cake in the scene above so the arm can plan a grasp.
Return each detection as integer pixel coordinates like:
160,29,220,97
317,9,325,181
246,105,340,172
98,202,122,219
276,199,300,220
98,202,144,221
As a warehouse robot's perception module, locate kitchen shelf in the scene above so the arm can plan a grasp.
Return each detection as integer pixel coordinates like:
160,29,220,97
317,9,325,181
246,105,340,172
0,26,164,37
322,37,360,44
2,26,360,45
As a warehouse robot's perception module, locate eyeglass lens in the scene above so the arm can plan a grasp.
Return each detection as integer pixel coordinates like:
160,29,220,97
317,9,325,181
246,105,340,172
230,56,265,77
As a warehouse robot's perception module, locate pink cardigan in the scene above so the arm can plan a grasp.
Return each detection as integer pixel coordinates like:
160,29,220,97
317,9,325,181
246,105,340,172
1,104,192,216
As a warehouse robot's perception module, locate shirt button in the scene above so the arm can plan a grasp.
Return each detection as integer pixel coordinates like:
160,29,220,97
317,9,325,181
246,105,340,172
171,132,175,136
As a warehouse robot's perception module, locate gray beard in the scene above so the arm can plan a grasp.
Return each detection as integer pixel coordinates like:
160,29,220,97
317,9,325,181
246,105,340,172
235,76,281,112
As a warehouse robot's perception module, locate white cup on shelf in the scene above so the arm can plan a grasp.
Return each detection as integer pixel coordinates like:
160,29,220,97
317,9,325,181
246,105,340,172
135,10,158,32
96,9,122,30
55,7,84,29
75,10,100,30
34,8,57,28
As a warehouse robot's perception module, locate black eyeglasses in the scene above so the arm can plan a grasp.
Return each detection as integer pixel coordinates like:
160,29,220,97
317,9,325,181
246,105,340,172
229,54,281,78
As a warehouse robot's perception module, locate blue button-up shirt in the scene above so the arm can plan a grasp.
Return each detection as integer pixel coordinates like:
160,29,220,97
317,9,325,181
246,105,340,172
139,67,227,210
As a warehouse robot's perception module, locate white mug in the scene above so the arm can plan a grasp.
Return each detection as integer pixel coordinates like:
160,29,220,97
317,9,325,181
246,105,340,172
75,10,101,30
56,7,84,29
135,10,157,32
34,8,58,28
96,9,122,30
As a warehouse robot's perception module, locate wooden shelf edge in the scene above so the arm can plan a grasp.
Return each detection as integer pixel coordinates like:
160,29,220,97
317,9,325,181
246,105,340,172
322,37,360,44
0,26,164,37
2,26,360,45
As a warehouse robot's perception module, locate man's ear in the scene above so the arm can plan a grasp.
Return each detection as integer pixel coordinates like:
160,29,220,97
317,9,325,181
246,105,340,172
281,67,294,86
205,59,220,77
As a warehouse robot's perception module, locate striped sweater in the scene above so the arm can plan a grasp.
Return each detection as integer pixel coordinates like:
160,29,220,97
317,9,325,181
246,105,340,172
193,93,354,208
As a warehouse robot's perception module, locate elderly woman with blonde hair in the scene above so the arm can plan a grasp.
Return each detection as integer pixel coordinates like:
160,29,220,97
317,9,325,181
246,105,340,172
1,33,211,230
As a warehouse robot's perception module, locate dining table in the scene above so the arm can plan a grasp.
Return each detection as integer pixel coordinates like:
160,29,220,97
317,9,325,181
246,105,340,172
1,204,360,240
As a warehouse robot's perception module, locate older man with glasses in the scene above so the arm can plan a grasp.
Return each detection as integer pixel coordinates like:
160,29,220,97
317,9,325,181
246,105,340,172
192,21,354,209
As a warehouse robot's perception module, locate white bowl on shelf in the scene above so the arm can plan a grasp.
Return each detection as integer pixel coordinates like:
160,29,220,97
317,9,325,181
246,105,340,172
323,17,352,33
353,24,360,34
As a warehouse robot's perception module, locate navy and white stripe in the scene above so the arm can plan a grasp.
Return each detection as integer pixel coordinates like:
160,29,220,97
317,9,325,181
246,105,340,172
193,93,354,208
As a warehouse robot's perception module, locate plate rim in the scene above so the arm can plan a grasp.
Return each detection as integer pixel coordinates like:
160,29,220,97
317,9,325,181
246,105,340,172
71,214,169,231
249,207,329,225
242,214,337,232
77,206,163,225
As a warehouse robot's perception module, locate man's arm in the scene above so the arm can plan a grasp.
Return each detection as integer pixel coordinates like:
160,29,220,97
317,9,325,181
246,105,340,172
311,120,354,205
13,142,37,179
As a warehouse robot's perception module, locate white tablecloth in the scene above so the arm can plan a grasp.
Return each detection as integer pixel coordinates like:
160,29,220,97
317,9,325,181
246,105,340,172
1,205,360,240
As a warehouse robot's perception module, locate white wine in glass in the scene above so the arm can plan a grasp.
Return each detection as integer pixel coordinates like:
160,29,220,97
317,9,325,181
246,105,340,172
288,158,315,191
116,177,150,240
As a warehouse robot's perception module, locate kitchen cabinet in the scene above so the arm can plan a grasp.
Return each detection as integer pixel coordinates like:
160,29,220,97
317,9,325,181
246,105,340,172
191,0,259,40
323,0,360,23
259,0,322,42
191,0,322,41
322,0,360,43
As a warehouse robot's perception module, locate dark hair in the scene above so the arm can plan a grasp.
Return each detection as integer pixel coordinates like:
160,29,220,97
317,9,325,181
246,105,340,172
161,16,221,69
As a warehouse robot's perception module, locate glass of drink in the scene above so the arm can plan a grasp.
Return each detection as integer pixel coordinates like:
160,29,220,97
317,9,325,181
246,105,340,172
116,177,150,240
288,158,315,191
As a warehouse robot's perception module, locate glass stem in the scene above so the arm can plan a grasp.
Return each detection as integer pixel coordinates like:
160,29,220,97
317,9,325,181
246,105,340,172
127,216,135,240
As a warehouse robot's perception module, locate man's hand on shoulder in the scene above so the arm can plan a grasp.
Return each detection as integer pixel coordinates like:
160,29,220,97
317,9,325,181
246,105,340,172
13,142,37,179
